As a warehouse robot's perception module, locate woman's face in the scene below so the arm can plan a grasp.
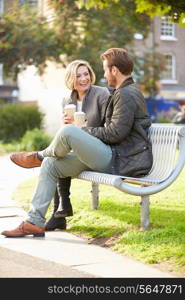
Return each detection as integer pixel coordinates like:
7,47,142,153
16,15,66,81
74,65,91,94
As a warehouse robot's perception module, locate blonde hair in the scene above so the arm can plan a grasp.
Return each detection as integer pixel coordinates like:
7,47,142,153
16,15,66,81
64,60,96,90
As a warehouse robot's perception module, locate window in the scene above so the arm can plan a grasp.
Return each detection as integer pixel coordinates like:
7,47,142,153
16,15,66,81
134,33,143,40
0,0,4,14
161,54,177,84
19,0,38,6
160,17,176,40
0,64,3,85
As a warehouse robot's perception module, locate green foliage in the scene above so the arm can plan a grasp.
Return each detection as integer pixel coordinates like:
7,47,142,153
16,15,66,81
0,141,22,153
50,0,150,83
0,103,44,142
77,0,185,25
77,0,121,9
135,0,185,24
21,128,51,151
51,1,165,91
0,2,63,79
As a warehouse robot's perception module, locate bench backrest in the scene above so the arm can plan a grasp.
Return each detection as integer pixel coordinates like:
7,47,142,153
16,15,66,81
143,124,182,184
78,124,185,188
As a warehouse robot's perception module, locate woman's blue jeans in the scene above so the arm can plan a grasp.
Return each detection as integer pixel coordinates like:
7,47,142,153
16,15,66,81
27,125,112,226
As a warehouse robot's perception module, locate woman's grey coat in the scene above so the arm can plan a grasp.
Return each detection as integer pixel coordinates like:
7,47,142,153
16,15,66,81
62,85,110,127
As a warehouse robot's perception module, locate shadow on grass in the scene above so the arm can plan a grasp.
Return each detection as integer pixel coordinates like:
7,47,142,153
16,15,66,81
69,199,185,245
95,200,185,228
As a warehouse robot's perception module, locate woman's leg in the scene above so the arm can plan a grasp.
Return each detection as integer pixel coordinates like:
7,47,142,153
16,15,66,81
45,177,72,231
53,188,60,213
54,177,73,218
44,186,67,231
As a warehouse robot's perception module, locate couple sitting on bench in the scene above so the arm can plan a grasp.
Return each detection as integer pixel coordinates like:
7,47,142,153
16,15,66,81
1,48,153,238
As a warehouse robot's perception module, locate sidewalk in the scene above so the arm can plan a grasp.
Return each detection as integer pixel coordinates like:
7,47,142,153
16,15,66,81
0,154,177,278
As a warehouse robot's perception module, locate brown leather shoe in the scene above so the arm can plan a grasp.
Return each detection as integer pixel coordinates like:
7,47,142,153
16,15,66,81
10,151,42,168
1,221,45,237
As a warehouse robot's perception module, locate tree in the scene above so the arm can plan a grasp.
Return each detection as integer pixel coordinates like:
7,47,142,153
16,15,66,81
135,0,185,24
0,3,63,79
50,0,151,82
134,47,167,95
77,0,185,25
50,0,166,92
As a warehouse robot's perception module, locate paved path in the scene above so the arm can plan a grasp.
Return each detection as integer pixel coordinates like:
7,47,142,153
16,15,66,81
0,154,178,278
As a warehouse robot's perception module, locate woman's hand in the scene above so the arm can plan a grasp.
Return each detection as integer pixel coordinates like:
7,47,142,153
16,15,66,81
63,113,74,124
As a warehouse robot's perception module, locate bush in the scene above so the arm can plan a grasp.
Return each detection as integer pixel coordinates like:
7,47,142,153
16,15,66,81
0,141,22,153
0,103,44,142
21,128,51,151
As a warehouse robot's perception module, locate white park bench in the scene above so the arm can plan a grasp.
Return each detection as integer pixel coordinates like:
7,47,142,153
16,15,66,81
77,124,185,230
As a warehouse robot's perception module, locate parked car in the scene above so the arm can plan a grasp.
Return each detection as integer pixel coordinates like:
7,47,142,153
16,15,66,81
146,95,180,122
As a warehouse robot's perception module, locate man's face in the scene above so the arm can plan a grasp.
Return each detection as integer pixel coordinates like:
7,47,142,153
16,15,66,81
103,60,117,87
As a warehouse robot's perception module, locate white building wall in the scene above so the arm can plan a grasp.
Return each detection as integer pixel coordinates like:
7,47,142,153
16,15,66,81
17,61,69,137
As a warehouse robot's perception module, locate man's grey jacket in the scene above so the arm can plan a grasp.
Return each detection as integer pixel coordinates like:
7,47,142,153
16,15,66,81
84,77,153,177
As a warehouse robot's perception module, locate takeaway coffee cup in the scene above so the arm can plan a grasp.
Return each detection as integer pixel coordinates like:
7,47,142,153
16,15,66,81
64,104,76,118
74,112,86,127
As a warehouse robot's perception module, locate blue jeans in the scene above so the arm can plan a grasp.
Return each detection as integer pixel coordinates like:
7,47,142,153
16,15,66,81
27,125,112,226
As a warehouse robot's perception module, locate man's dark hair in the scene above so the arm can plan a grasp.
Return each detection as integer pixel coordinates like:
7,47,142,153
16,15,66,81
101,48,133,75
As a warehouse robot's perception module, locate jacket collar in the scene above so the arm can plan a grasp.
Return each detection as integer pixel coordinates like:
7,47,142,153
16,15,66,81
117,76,134,89
70,86,92,103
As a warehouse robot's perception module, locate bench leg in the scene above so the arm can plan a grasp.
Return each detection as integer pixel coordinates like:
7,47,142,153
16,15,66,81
140,195,150,230
91,183,99,209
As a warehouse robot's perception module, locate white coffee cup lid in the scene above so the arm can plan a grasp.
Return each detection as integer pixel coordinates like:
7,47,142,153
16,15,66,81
65,104,76,108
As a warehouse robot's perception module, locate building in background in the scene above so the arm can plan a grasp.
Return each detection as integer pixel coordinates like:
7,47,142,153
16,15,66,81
134,16,185,102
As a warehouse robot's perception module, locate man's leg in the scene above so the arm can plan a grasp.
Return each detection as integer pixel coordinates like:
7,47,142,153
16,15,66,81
2,125,112,236
10,125,112,172
26,126,112,227
43,125,112,172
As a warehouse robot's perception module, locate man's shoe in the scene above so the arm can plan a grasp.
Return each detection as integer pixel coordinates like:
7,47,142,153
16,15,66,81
10,151,42,168
54,208,73,218
45,215,66,231
1,221,45,237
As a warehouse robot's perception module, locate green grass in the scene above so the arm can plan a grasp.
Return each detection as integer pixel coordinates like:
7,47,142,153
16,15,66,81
13,167,185,277
0,141,22,154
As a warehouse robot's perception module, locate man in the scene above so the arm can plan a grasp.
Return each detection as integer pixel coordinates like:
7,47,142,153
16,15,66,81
1,48,153,237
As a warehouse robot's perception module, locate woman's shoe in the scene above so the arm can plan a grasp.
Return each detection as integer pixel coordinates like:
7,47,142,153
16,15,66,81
45,215,66,231
54,207,73,218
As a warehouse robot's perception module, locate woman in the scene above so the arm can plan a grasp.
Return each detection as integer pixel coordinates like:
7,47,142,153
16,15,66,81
45,59,110,231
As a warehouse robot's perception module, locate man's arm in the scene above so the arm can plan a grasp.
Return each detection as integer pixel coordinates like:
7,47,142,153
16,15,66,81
83,90,137,144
